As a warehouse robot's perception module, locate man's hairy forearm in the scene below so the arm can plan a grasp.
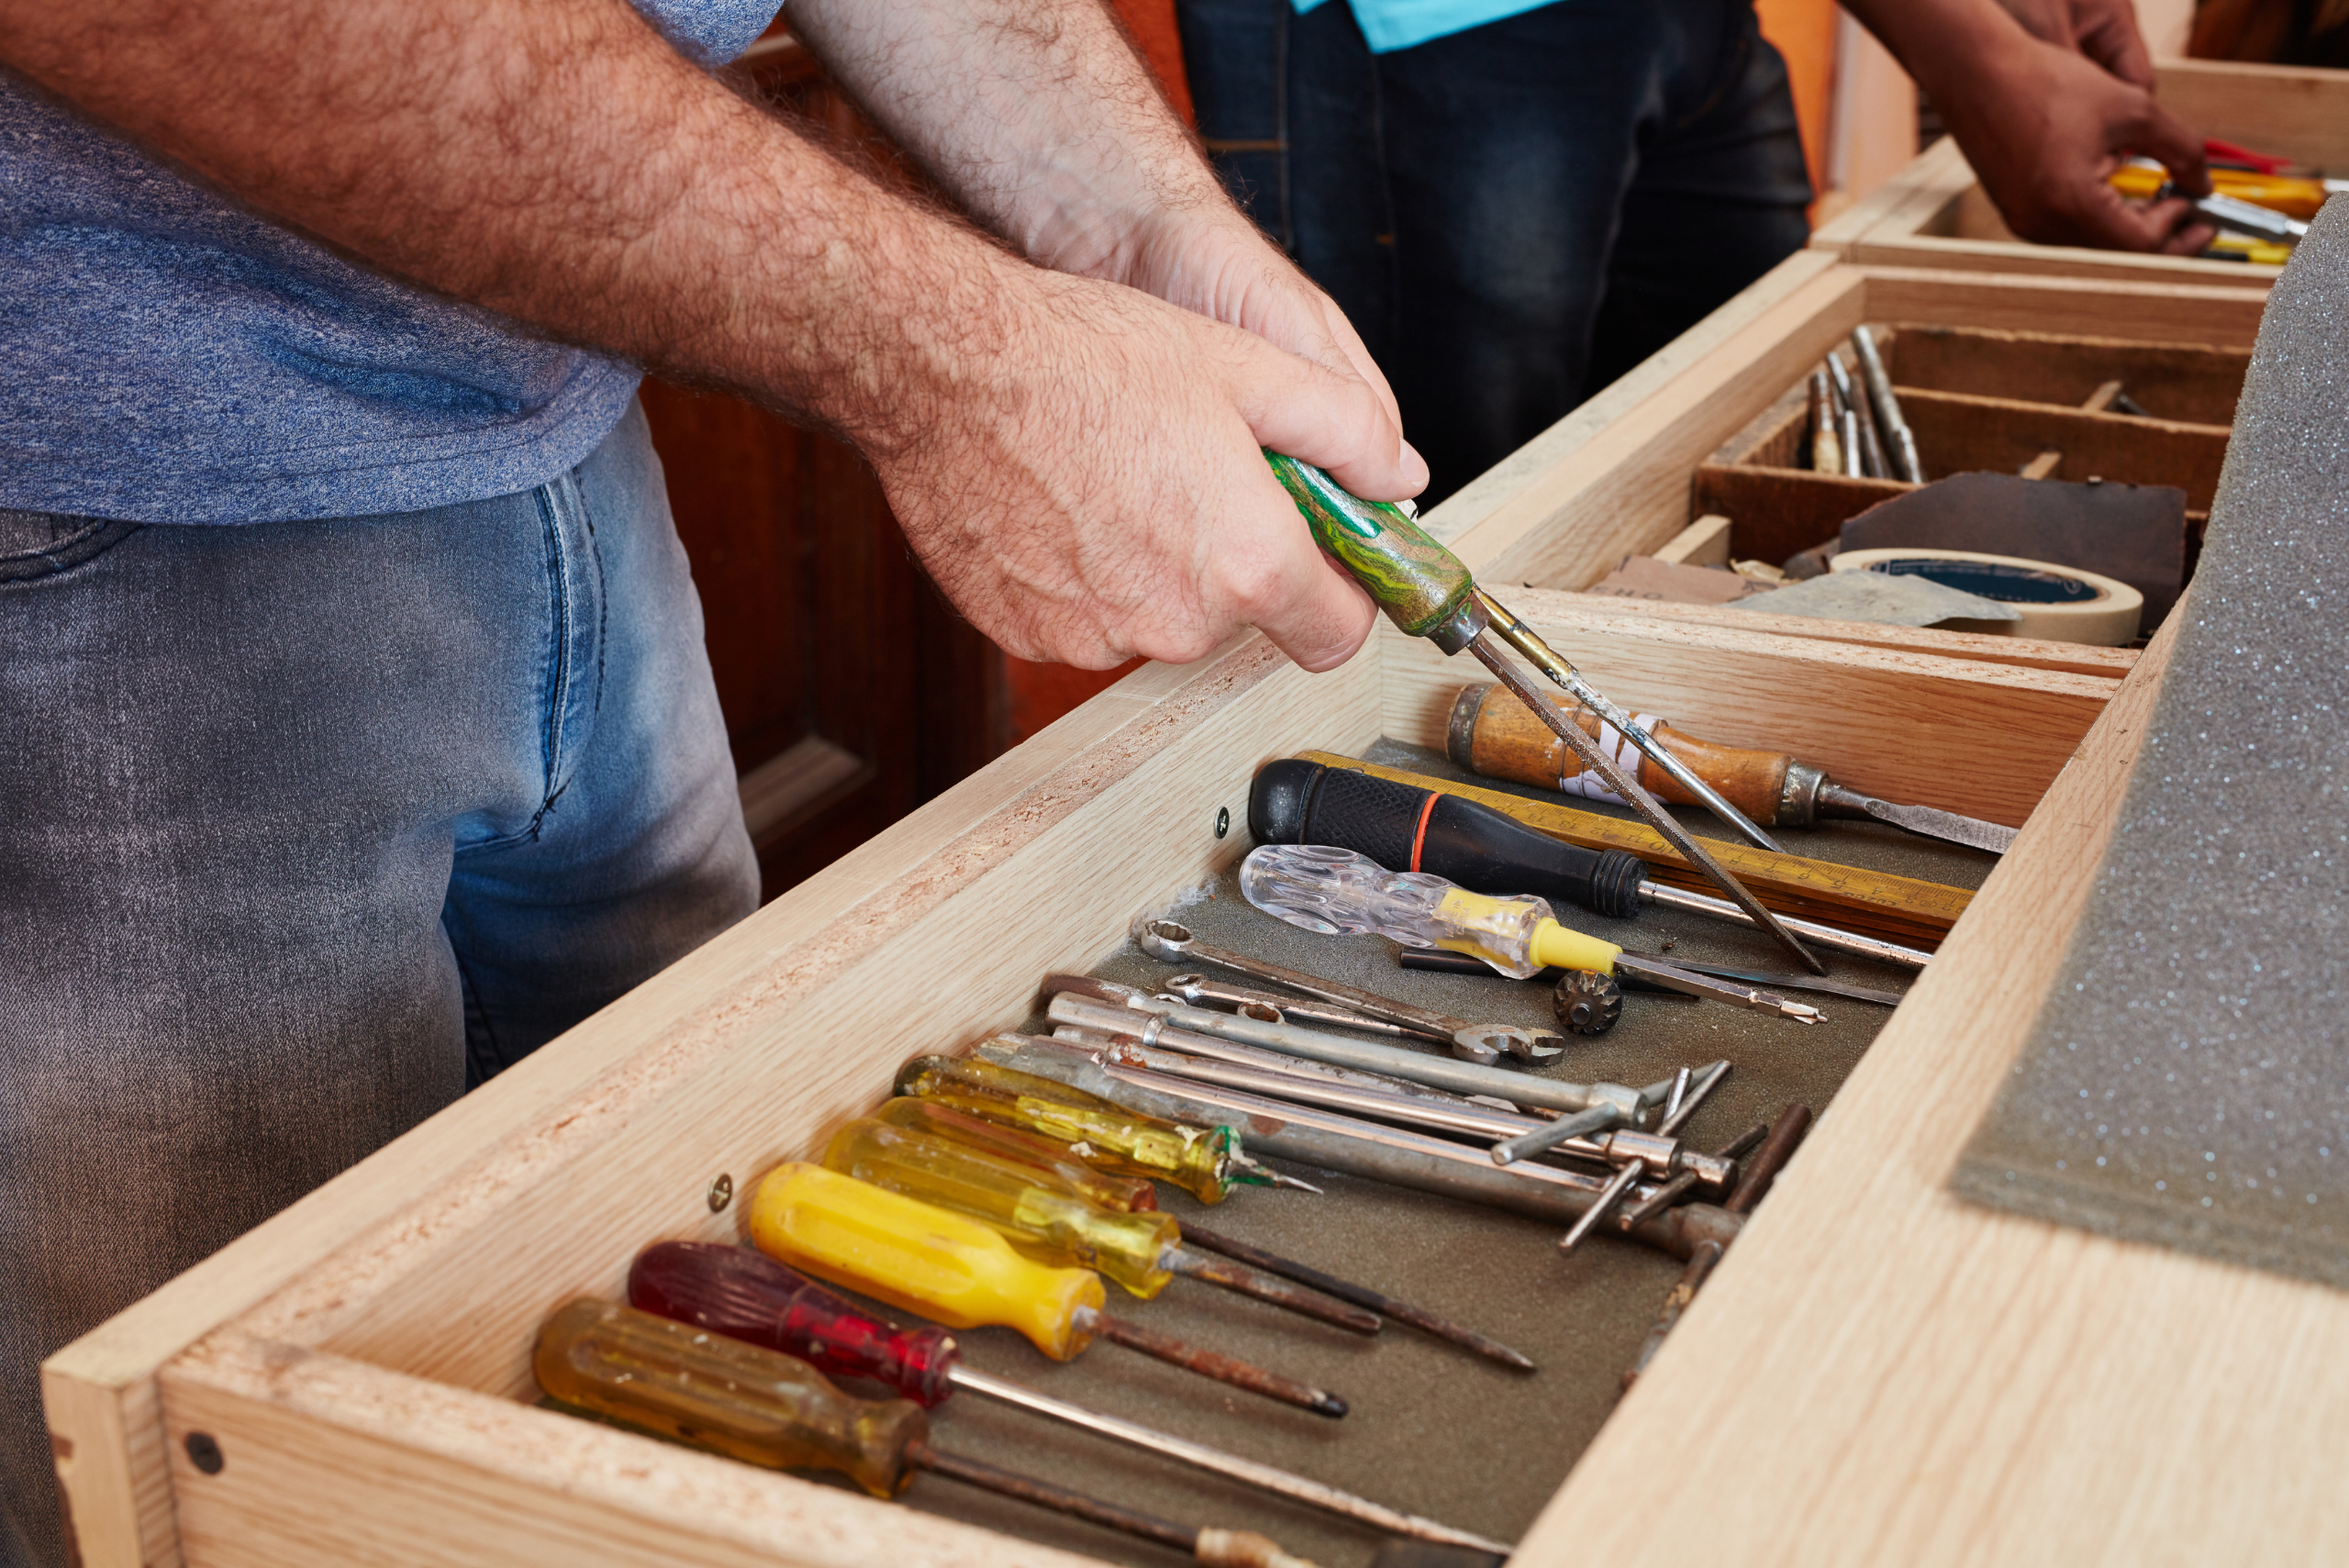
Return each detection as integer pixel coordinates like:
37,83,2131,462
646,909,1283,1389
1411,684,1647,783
785,0,1231,280
0,0,1043,455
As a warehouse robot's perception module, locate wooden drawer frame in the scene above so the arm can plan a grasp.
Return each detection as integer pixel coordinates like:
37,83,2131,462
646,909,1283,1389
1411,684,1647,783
54,260,2349,1568
1810,60,2349,289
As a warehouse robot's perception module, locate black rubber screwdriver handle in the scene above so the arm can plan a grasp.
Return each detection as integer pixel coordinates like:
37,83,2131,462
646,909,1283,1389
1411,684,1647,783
1249,760,1648,919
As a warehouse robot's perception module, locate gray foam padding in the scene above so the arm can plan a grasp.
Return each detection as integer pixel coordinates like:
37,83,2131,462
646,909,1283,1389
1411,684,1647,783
1950,203,2349,1282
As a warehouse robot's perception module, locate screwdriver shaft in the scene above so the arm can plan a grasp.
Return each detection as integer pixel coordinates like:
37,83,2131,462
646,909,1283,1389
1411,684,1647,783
1467,629,1824,974
1639,882,1932,970
1083,1309,1349,1418
1163,1248,1381,1333
950,1366,1509,1551
1474,595,1785,854
1179,1223,1537,1372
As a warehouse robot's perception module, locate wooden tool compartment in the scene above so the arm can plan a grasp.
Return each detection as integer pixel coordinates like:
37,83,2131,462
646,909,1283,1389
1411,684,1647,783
1810,60,2349,288
1689,322,2245,573
47,261,2285,1568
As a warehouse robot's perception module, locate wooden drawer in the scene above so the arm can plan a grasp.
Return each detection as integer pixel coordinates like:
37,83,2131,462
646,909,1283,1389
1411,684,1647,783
1690,321,2245,571
1810,60,2349,288
51,261,2348,1568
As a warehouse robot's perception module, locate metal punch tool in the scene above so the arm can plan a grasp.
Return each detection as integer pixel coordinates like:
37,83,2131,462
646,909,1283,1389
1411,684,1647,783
1134,913,1566,1062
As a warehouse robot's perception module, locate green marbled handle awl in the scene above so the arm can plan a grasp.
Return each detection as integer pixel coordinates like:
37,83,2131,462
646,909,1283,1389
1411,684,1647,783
1264,450,1488,652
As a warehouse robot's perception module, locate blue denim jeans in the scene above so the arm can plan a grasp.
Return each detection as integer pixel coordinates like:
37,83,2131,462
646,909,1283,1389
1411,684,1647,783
0,403,759,1566
1178,0,1815,503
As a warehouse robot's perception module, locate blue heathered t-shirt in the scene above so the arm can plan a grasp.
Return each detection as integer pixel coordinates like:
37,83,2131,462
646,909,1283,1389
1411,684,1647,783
0,1,777,524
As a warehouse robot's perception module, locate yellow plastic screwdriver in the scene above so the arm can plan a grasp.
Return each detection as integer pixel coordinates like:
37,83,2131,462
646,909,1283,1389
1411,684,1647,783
748,1163,1348,1417
873,1095,1161,1213
822,1117,1376,1330
894,1053,1316,1203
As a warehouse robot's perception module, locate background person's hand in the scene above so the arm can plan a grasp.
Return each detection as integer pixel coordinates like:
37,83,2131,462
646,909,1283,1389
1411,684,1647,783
1847,0,2213,254
1936,33,2213,252
1992,0,2159,89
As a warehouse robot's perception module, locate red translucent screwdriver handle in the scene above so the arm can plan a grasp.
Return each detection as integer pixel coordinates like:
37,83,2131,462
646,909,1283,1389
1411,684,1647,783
629,1240,961,1407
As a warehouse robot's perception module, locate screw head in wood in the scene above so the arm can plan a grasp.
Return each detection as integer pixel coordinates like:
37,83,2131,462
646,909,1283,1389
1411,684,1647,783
1215,806,1230,839
707,1173,734,1212
184,1431,224,1475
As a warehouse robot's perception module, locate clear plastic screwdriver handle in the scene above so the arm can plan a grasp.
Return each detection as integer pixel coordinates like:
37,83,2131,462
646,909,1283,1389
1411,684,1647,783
1239,844,1556,979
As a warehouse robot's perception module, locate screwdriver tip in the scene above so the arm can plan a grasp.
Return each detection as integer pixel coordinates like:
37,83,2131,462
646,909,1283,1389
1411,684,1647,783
1310,1392,1349,1418
1238,1159,1322,1194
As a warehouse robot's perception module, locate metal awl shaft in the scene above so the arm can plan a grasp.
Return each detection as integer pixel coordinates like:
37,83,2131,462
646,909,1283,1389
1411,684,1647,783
951,1365,1510,1551
1078,1308,1348,1418
1473,592,1785,854
1180,1222,1538,1372
1163,1248,1380,1334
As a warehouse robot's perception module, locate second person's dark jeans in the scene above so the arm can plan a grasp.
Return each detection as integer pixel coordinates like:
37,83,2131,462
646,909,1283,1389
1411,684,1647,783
1179,0,1814,504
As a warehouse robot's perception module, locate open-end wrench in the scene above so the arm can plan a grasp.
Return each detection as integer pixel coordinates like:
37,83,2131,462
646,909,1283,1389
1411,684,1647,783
1133,913,1566,1062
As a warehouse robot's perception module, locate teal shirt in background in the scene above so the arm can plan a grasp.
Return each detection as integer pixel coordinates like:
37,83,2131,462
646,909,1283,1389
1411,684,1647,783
1294,0,1561,54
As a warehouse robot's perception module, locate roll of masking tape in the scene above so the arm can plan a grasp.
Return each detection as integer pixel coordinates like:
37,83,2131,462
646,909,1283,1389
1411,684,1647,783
1830,547,2143,645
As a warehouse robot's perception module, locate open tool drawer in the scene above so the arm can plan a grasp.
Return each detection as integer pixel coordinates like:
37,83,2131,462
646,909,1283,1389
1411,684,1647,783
50,261,2328,1568
1809,60,2349,289
1686,323,2243,571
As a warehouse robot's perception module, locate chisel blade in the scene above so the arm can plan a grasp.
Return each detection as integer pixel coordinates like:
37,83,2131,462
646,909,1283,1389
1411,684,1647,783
1836,793,2018,854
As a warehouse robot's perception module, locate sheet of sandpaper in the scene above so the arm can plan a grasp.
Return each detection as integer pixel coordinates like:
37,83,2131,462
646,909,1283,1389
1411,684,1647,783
1839,470,2189,625
1725,566,2017,628
1950,206,2349,1285
876,740,1992,1566
1585,553,1771,606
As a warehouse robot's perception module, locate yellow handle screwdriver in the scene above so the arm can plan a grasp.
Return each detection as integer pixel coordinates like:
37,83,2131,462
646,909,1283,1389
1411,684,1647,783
534,1298,1326,1568
822,1117,1377,1331
894,1053,1316,1204
873,1095,1161,1213
749,1163,1348,1417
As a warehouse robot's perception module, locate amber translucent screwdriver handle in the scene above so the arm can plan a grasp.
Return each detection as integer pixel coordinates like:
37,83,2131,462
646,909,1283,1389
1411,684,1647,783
534,1296,928,1496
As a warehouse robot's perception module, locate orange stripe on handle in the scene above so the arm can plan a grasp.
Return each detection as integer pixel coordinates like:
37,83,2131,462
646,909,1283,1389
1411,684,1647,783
1408,792,1440,872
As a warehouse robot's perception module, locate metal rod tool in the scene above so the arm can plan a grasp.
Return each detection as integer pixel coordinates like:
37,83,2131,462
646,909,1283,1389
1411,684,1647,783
1045,987,1654,1119
1616,953,1822,1024
982,1037,1743,1259
1087,1034,1732,1192
1133,914,1564,1060
1850,326,1922,483
1180,1224,1537,1372
1263,452,1822,973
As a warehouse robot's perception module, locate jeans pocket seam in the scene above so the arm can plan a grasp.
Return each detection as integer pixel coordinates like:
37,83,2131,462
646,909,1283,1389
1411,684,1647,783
0,517,142,585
